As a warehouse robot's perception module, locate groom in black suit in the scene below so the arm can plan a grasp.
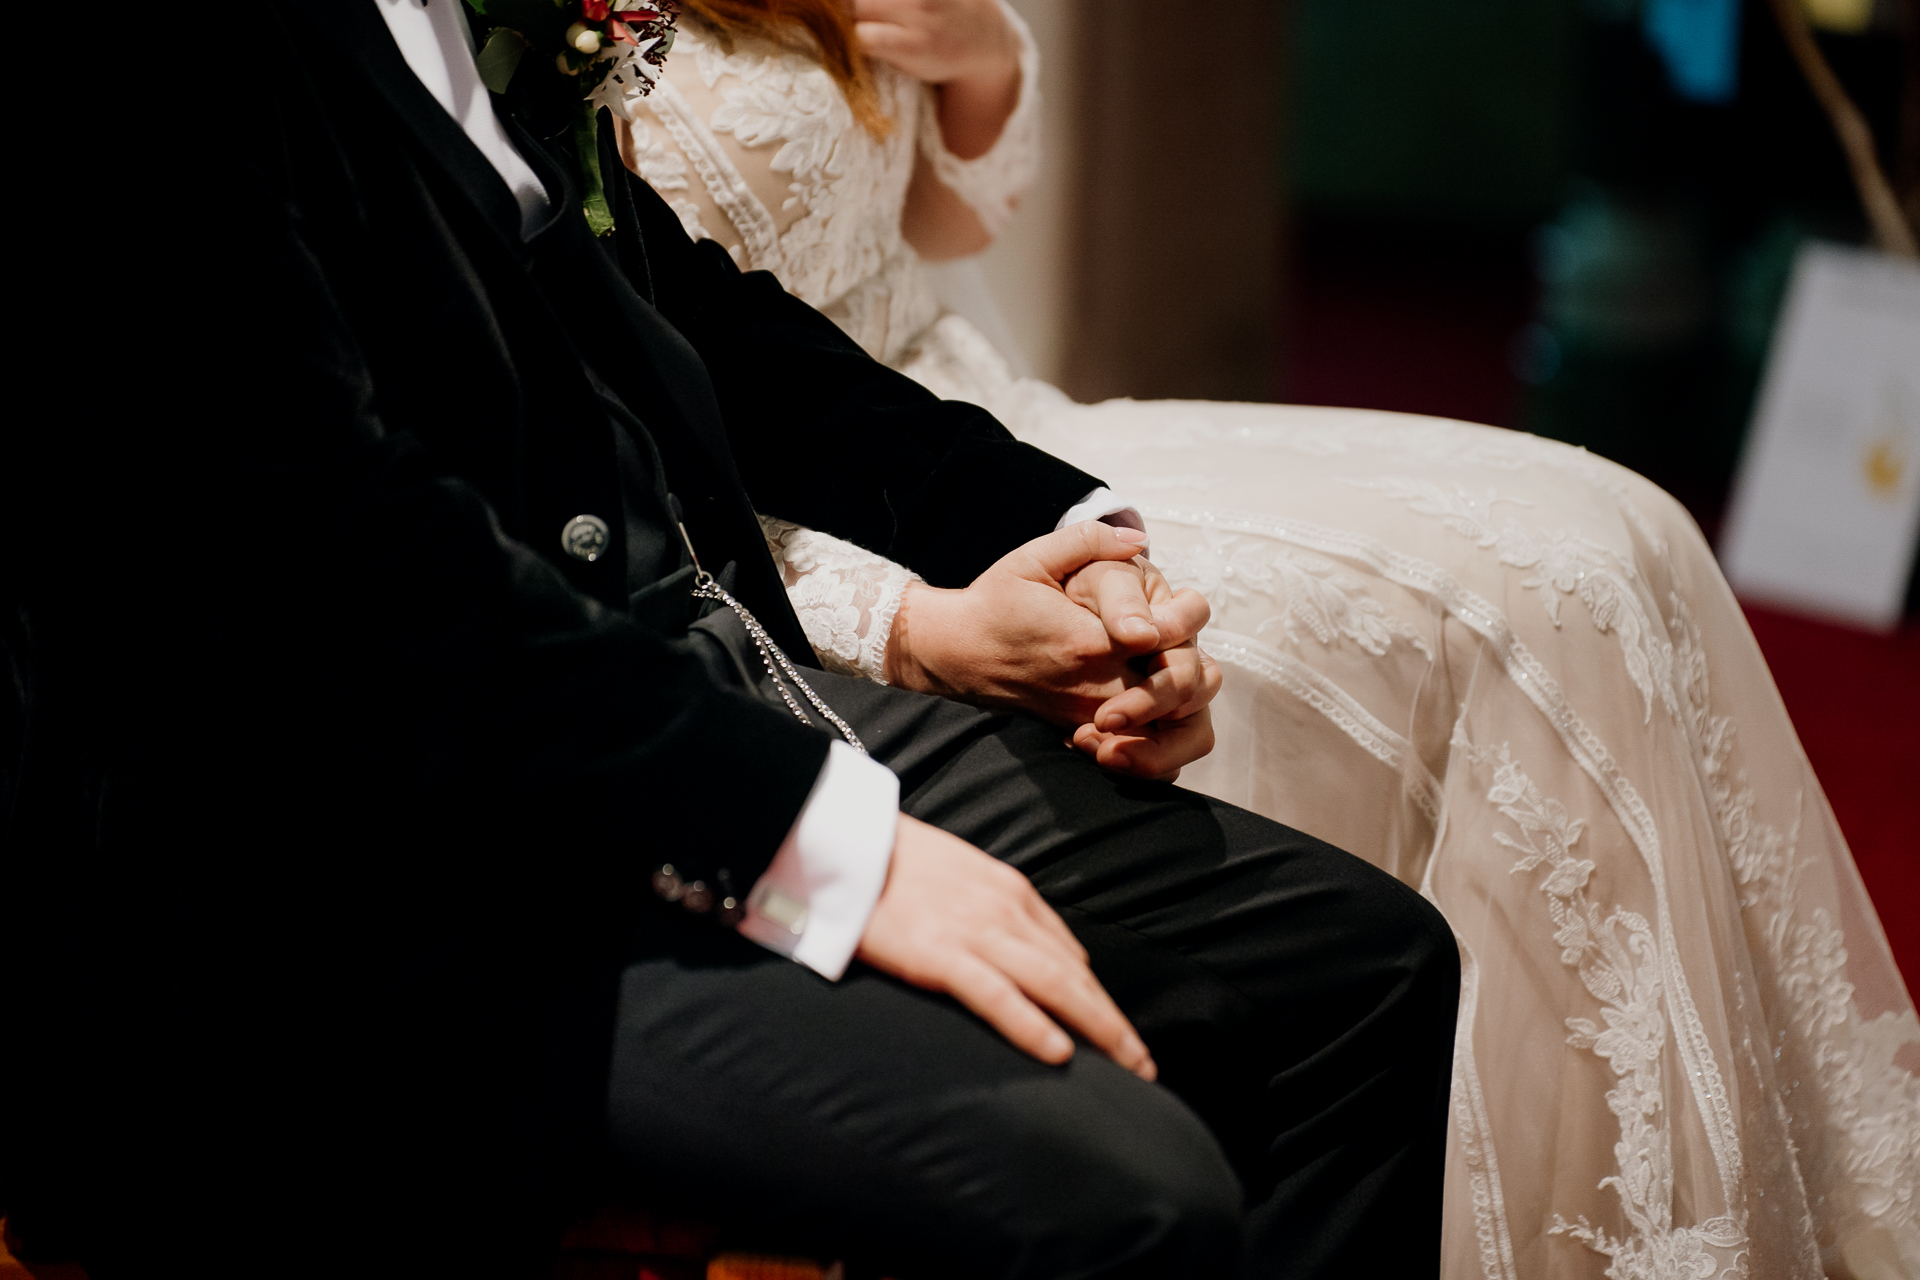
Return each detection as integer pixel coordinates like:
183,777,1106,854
1,3,1457,1277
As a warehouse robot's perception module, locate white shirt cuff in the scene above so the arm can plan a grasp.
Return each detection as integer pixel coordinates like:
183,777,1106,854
1057,487,1147,540
735,740,898,980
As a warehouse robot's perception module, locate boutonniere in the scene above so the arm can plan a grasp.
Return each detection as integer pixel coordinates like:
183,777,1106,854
463,0,679,235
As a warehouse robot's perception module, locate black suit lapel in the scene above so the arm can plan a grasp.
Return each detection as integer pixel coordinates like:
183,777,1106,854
300,0,568,247
296,2,816,663
296,3,744,493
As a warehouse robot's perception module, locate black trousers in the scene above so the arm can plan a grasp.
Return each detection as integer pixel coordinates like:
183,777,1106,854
606,637,1460,1279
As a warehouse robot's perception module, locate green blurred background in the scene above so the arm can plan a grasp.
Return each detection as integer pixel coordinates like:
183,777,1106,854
1282,0,1912,539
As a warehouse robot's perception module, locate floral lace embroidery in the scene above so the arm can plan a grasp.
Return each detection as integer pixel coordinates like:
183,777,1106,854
758,516,918,684
1155,525,1431,660
1143,502,1748,1200
1458,735,1752,1280
667,19,931,356
648,77,782,270
1349,477,1676,722
913,0,1042,237
634,14,1036,362
1361,419,1671,559
1671,598,1920,1272
1153,525,1445,819
615,112,708,241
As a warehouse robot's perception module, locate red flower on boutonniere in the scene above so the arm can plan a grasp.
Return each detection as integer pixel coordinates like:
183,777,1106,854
465,0,677,81
559,3,669,62
606,9,665,44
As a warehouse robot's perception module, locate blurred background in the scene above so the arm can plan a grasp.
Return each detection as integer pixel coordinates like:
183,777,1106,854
975,0,1919,983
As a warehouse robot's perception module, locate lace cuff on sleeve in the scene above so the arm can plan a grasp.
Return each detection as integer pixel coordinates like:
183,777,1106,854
759,516,920,685
915,0,1041,239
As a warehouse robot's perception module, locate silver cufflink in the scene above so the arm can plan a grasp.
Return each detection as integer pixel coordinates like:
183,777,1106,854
748,882,809,936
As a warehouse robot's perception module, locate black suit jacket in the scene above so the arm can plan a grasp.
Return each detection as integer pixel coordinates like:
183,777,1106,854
0,3,1100,1270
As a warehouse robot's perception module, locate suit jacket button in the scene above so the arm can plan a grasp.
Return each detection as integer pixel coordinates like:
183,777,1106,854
562,514,611,562
680,881,712,914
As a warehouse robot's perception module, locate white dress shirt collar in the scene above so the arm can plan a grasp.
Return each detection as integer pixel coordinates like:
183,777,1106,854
373,0,552,238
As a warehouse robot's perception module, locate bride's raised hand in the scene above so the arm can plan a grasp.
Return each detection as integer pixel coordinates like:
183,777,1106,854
854,0,1020,158
853,0,1017,86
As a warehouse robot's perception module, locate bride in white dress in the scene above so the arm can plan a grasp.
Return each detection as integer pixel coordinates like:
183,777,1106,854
592,4,1920,1275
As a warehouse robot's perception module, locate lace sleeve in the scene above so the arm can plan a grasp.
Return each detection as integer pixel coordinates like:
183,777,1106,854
915,0,1041,239
759,516,920,685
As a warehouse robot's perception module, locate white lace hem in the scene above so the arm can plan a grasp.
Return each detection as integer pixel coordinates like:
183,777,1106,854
914,0,1041,238
760,516,919,684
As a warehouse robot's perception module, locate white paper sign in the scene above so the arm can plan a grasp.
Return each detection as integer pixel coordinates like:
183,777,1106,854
1720,242,1920,632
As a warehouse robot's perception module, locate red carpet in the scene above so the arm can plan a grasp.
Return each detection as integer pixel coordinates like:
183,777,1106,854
1743,604,1920,992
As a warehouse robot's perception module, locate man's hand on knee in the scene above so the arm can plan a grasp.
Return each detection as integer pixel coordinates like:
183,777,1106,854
882,521,1220,779
855,815,1157,1081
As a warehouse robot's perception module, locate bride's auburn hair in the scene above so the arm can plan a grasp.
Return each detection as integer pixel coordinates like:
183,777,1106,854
676,0,890,135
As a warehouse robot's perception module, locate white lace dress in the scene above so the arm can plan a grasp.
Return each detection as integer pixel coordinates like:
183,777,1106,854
601,14,1920,1278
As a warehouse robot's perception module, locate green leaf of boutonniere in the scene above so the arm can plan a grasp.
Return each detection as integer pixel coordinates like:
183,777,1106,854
572,105,616,237
475,27,528,94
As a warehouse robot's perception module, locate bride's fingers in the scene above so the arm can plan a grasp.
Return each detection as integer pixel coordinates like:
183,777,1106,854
1146,587,1210,649
1078,561,1160,651
851,0,926,28
1163,648,1223,724
852,20,924,65
1092,644,1219,731
1073,711,1214,781
1121,718,1211,779
1073,723,1181,781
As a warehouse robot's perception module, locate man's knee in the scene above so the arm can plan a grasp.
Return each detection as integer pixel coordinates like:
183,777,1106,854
1346,862,1461,1044
1399,878,1461,1000
963,1059,1243,1279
